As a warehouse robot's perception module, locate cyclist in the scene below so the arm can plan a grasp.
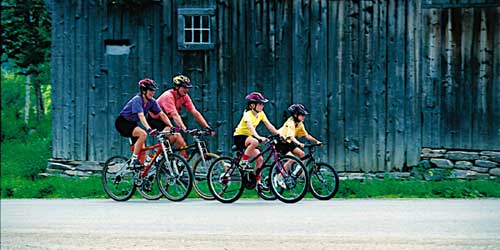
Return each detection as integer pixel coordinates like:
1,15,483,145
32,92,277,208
277,104,322,159
148,74,213,158
115,78,173,168
233,92,280,173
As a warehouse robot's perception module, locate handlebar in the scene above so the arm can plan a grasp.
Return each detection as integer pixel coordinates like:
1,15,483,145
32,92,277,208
184,121,226,137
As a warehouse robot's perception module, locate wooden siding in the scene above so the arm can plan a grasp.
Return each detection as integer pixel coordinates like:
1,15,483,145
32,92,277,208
47,0,500,172
421,6,500,150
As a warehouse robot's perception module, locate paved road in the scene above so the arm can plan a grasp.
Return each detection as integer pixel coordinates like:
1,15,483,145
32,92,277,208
2,199,500,250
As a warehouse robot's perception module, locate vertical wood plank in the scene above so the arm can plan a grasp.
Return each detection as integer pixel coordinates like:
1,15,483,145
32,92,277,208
344,0,361,172
327,0,345,171
406,0,421,166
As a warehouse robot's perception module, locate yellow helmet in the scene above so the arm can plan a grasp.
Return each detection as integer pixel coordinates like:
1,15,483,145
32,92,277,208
173,74,193,88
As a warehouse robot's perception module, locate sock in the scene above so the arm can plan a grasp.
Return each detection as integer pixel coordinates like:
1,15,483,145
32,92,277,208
241,154,249,161
181,151,189,159
131,154,138,161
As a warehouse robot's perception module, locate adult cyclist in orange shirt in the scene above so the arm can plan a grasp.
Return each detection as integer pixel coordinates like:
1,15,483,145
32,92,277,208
148,74,213,158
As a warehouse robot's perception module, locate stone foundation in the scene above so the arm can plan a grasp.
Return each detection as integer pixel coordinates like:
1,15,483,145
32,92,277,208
44,149,500,181
416,148,500,181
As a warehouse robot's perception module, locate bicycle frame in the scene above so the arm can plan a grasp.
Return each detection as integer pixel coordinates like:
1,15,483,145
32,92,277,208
232,137,289,177
129,132,179,179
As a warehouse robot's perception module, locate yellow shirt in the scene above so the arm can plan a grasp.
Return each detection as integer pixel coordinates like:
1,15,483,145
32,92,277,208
278,117,308,142
233,110,269,136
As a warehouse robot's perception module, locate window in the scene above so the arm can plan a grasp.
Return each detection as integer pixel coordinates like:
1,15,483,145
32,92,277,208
105,39,131,55
177,8,215,50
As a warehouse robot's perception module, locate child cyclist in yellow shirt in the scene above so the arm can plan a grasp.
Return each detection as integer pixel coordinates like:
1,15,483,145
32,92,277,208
233,92,280,172
277,104,322,158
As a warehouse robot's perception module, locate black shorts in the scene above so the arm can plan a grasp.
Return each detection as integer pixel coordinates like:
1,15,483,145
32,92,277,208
233,135,248,151
276,141,299,155
115,116,138,137
147,117,167,131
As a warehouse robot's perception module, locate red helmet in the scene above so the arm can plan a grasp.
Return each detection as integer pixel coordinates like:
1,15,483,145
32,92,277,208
287,103,309,115
138,78,158,91
245,92,268,103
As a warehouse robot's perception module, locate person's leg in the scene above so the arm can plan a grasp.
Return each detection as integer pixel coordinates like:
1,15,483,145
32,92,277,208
169,134,188,158
240,137,259,168
130,127,147,167
292,147,305,159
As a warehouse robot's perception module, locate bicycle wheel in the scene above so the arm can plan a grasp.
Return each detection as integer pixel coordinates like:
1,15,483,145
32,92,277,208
207,157,244,203
156,154,193,201
102,156,136,201
192,153,219,200
256,165,276,201
269,155,308,203
308,162,339,200
136,163,163,200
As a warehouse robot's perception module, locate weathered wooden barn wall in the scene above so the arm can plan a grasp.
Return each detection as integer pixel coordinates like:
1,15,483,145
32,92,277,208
421,5,500,150
47,0,500,172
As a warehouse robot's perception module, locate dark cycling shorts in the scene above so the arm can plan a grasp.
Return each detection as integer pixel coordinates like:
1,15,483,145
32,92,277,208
115,116,138,137
147,117,167,131
276,141,299,155
233,135,248,151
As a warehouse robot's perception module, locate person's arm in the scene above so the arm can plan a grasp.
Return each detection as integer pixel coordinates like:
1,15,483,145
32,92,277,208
263,120,279,135
289,136,304,148
170,112,187,131
246,120,266,142
304,134,322,144
159,111,173,128
137,112,152,130
190,109,210,129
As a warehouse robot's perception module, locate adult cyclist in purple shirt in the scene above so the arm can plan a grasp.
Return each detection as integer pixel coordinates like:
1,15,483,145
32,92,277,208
115,78,173,168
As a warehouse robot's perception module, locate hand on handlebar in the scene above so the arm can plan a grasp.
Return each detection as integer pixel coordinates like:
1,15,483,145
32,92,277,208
147,128,159,137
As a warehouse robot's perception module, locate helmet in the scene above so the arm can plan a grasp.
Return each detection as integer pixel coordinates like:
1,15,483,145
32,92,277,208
245,92,269,103
173,74,193,88
138,78,158,91
287,104,309,115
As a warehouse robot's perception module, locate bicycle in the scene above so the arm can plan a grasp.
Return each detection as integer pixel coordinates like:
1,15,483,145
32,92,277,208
102,129,193,202
301,143,340,200
177,121,224,200
207,134,308,203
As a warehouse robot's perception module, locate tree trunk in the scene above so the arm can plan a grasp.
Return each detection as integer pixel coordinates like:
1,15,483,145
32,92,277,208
35,83,44,121
24,74,31,125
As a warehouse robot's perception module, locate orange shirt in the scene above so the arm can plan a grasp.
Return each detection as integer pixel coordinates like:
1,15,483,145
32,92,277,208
150,89,195,119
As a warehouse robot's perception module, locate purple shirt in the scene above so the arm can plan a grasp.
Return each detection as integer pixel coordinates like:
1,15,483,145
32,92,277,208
119,94,161,122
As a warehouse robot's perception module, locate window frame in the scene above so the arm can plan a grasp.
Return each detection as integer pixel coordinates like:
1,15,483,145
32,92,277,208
177,8,216,50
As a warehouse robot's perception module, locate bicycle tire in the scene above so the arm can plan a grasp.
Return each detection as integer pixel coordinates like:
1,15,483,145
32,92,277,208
136,163,163,200
269,155,308,203
256,165,276,201
156,153,193,202
207,157,244,203
102,155,136,201
308,162,339,200
192,153,219,200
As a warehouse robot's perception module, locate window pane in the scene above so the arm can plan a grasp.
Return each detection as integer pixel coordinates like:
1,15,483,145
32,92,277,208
202,16,209,29
193,16,200,29
185,15,192,28
202,31,209,43
185,29,192,43
194,30,200,42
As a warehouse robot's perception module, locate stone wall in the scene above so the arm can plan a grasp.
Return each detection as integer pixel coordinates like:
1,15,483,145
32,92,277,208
43,149,500,181
415,149,500,181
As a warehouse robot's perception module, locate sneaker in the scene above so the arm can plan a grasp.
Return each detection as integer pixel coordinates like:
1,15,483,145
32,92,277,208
273,174,287,189
257,177,270,192
239,159,248,169
129,158,142,169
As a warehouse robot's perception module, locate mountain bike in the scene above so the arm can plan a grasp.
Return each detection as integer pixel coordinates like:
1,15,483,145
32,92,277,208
178,121,224,200
102,129,193,202
301,143,339,200
207,134,308,203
